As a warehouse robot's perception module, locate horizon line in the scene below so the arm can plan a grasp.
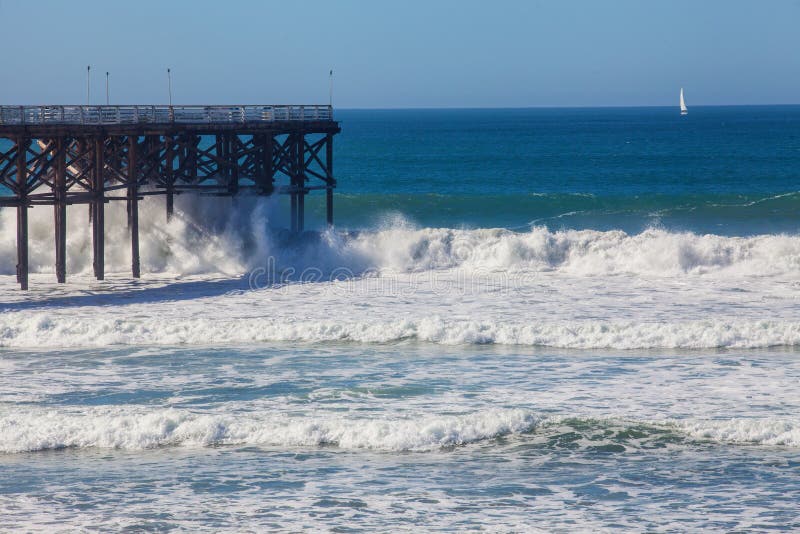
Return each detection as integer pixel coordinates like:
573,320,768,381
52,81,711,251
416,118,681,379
335,103,800,111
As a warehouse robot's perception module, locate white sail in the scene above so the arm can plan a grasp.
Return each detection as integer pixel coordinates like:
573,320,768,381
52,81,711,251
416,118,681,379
680,88,688,114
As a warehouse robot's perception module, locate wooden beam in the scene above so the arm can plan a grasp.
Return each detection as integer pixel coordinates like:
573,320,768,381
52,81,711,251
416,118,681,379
128,135,140,278
92,137,105,280
54,137,67,283
17,203,28,290
16,137,28,290
165,135,174,221
228,134,239,195
259,134,274,195
326,133,334,226
297,133,306,232
290,133,298,233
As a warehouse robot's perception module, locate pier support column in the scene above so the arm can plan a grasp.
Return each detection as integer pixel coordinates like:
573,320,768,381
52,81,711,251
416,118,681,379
257,134,274,196
54,137,67,284
229,135,239,196
165,135,174,222
17,202,28,290
326,133,334,227
15,138,29,289
92,137,105,280
290,133,298,233
295,133,305,233
187,135,199,183
128,136,140,278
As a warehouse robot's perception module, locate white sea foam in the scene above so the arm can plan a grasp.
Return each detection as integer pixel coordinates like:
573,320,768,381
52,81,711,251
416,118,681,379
2,196,800,277
3,406,799,454
677,418,800,447
1,196,799,350
1,313,799,349
0,407,541,453
0,194,277,276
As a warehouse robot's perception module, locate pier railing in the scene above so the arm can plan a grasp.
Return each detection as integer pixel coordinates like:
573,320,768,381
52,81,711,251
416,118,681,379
0,104,333,126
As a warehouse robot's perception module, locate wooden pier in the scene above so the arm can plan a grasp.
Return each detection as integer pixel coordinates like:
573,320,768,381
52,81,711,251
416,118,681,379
0,104,340,289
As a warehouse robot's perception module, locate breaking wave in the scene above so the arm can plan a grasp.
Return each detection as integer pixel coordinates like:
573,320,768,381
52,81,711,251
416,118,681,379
1,194,799,278
2,406,799,454
2,315,800,349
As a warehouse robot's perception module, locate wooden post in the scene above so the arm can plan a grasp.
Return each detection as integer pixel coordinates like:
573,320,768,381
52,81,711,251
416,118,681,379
188,135,198,183
15,138,28,290
290,133,298,233
215,133,226,188
92,137,104,280
259,134,274,195
297,133,305,232
17,202,28,290
228,135,239,196
297,188,305,232
165,135,174,221
54,137,67,283
326,133,334,226
128,136,140,278
78,139,92,224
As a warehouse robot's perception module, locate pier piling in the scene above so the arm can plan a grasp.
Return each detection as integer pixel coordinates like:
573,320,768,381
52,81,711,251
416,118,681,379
92,137,105,280
54,137,67,283
326,132,334,226
15,138,28,289
128,135,140,278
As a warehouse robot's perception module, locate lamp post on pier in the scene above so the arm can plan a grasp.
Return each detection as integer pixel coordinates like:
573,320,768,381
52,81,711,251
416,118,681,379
329,69,333,107
167,68,173,106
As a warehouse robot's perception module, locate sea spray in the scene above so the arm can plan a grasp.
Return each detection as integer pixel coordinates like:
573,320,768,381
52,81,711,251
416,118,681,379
0,193,282,276
4,195,800,278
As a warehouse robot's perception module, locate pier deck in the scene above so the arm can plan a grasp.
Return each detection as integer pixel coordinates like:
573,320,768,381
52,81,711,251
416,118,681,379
0,104,340,289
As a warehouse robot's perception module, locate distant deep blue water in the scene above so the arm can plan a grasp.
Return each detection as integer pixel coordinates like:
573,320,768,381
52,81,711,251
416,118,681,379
1,106,800,531
302,106,800,234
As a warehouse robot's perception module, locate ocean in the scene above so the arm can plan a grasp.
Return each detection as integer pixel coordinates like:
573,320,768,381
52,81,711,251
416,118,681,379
1,106,799,531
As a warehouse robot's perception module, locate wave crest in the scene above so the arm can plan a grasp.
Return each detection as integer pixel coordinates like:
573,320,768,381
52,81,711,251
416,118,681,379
1,315,799,349
2,196,800,277
3,407,800,454
0,407,540,454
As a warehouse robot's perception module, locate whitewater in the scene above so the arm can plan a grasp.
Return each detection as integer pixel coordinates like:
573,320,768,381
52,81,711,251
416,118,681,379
1,196,799,351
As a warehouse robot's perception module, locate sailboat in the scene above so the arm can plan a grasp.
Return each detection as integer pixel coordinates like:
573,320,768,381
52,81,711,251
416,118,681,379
680,88,688,115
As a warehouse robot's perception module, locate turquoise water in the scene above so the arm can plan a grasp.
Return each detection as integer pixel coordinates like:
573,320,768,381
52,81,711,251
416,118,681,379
1,106,800,531
307,106,800,234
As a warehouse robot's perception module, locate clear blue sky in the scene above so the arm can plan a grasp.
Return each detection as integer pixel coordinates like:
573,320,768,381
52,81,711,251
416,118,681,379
1,0,798,107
